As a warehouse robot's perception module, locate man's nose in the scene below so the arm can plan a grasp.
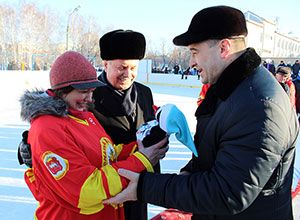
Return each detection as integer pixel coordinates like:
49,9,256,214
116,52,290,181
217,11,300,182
122,68,130,77
189,59,197,68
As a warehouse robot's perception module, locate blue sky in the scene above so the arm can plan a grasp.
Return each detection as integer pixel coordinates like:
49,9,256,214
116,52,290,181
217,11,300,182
1,0,299,49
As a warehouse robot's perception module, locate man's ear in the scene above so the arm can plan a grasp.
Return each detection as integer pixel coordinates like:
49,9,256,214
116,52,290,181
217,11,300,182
219,39,231,59
103,60,108,70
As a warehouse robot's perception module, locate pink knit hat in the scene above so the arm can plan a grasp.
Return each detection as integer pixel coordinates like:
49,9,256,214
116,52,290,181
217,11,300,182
50,51,104,90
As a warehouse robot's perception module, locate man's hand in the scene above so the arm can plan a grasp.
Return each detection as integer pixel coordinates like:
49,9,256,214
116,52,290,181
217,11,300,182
138,137,169,166
103,169,140,205
17,130,32,168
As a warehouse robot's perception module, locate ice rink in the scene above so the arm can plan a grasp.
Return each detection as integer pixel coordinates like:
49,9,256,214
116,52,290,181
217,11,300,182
0,71,299,219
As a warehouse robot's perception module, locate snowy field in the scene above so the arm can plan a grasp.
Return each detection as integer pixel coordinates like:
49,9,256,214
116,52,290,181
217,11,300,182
0,71,299,219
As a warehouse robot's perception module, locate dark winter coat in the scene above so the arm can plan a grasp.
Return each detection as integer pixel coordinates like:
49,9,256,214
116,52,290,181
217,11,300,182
137,48,299,220
92,71,156,220
92,72,155,144
292,63,300,75
263,62,275,75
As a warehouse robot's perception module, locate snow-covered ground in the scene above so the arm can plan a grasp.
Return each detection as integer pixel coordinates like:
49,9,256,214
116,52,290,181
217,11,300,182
0,71,298,219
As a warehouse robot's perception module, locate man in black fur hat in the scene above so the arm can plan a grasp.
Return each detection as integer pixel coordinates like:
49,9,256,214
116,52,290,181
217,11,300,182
103,6,299,220
91,29,163,220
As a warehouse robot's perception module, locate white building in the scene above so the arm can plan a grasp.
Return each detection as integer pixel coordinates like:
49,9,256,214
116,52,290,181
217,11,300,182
244,11,300,59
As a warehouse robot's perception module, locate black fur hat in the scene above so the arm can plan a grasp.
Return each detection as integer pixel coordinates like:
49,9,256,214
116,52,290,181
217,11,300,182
99,29,146,60
173,6,248,46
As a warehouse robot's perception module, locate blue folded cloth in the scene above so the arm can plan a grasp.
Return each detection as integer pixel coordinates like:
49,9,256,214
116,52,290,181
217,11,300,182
136,104,198,157
155,104,198,157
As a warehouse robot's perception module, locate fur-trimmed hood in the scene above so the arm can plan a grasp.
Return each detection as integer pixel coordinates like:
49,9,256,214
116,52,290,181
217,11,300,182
20,89,68,122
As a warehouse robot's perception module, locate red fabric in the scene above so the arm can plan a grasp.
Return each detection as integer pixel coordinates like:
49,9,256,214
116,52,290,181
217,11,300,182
292,180,300,198
26,111,148,220
153,105,159,113
197,84,211,106
286,79,296,108
151,209,192,220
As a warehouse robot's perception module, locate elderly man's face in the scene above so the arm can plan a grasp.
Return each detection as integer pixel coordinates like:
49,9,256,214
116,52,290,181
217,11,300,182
104,59,139,90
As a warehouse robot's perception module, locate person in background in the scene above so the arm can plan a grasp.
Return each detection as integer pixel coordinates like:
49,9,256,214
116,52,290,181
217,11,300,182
293,75,300,116
103,6,299,220
197,67,201,80
182,67,190,79
19,51,168,220
278,60,286,67
275,66,296,108
173,64,180,74
292,60,300,79
181,67,187,79
263,58,275,75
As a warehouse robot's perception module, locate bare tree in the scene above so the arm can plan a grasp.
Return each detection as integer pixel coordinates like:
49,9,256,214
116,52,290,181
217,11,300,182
0,2,190,71
168,47,190,70
18,3,61,69
159,38,168,70
0,5,17,69
77,16,101,66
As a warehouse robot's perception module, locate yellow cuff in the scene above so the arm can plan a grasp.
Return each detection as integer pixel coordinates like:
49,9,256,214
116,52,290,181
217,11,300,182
133,152,154,173
25,168,35,183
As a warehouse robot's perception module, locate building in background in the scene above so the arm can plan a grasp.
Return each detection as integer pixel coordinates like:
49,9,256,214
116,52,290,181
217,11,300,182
245,11,300,63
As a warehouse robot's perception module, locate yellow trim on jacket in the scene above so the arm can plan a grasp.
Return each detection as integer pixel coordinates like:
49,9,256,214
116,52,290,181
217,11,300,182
67,114,89,126
78,169,106,214
102,165,122,197
133,152,154,173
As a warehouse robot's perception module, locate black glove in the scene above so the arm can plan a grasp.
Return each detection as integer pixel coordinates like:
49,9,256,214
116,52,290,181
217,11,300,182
17,130,32,168
142,125,168,148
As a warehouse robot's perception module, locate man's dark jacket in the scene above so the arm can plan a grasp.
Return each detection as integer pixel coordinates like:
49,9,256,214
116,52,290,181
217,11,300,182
137,48,299,220
92,72,156,220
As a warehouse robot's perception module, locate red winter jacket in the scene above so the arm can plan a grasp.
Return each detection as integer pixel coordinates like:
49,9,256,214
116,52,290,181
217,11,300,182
20,90,153,220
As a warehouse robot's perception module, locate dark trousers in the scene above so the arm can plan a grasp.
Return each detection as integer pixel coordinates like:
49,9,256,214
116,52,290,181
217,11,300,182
124,201,147,220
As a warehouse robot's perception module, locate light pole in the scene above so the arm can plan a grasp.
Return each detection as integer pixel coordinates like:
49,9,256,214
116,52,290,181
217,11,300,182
66,5,80,51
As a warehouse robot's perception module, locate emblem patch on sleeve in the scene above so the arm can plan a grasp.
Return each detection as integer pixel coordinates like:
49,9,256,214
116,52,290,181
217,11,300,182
100,137,117,166
42,151,69,180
